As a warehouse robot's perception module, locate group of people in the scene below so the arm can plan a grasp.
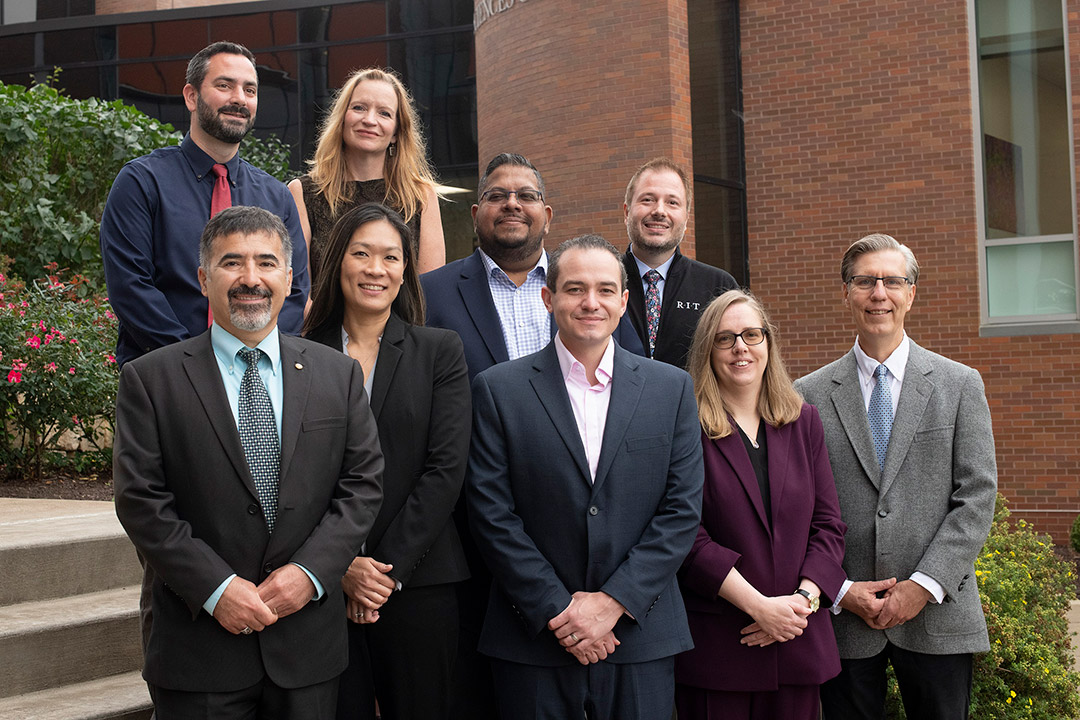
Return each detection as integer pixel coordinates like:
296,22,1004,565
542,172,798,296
102,41,999,720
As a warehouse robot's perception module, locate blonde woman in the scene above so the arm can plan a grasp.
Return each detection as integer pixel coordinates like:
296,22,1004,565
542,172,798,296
289,67,445,289
676,289,846,719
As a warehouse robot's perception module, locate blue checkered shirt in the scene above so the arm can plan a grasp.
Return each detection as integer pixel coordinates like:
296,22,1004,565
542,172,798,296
479,249,551,360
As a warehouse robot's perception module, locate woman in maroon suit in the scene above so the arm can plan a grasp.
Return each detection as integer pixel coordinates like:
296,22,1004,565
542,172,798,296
677,289,847,719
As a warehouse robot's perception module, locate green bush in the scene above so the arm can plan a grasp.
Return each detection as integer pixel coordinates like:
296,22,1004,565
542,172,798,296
0,70,295,290
0,72,182,289
887,494,1080,719
1071,513,1080,554
0,260,118,480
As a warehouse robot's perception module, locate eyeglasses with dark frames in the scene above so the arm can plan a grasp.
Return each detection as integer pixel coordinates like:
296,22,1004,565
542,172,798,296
713,327,768,349
847,275,911,291
479,188,544,205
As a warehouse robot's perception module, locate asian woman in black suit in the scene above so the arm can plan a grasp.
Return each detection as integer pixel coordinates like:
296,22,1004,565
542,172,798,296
303,202,471,720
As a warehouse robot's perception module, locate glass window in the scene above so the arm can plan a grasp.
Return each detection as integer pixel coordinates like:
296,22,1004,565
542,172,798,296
974,0,1077,325
688,0,747,285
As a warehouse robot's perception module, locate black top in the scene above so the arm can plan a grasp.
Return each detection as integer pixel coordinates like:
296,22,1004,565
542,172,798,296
298,174,421,286
736,421,770,525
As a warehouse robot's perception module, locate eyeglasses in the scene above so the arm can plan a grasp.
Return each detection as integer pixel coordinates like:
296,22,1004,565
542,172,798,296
847,275,911,291
479,188,544,205
713,327,767,349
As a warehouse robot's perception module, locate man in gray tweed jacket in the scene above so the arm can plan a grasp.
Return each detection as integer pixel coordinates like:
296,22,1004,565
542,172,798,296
796,233,996,720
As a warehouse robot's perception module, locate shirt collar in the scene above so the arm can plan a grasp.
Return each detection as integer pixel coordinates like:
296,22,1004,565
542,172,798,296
852,332,909,386
553,333,615,388
630,246,676,281
211,323,281,375
479,247,548,283
181,133,241,183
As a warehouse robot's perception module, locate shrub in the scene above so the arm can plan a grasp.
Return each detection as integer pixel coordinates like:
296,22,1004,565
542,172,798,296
0,260,119,480
0,71,295,290
1071,513,1080,554
0,72,182,289
887,494,1080,719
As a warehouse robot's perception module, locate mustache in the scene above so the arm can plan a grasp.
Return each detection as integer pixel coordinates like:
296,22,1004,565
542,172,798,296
228,284,272,300
218,104,251,118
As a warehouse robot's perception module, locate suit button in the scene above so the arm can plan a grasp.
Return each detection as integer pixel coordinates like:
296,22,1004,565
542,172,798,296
263,563,273,574
877,510,888,518
588,506,599,516
247,504,259,515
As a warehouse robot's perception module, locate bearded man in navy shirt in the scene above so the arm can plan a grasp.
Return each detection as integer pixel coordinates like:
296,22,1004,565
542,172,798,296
101,41,308,367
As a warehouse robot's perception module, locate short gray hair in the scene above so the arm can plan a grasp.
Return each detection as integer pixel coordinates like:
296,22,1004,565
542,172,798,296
840,233,919,284
199,206,291,270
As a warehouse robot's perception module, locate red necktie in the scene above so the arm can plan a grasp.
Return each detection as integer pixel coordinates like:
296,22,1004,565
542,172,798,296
208,164,231,326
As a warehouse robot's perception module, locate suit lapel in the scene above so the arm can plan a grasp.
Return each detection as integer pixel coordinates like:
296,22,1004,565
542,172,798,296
182,333,257,499
622,250,649,352
277,336,310,488
657,251,686,335
592,347,644,493
713,430,771,531
529,345,591,485
369,314,405,419
829,351,882,488
879,342,933,497
459,250,510,365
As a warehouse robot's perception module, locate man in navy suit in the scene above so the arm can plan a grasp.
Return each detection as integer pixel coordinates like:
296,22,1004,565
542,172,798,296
421,152,643,381
420,153,643,719
466,235,703,719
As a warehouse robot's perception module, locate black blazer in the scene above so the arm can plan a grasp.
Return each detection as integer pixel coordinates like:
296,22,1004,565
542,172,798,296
307,313,472,588
623,249,738,368
422,249,646,380
113,331,384,692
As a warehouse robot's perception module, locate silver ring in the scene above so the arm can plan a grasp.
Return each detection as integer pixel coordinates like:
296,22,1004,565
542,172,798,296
241,626,253,635
570,633,579,642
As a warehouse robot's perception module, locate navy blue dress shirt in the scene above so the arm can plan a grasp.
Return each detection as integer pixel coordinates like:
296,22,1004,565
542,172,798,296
100,134,309,366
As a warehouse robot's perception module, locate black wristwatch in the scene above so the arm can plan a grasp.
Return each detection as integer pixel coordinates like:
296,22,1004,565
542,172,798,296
795,588,820,613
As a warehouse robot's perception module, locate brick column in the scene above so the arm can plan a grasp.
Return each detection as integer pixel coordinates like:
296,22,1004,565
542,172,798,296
474,0,695,254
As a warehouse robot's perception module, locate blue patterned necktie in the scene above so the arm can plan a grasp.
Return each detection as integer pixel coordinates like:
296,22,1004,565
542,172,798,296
868,363,893,471
237,347,280,532
644,269,662,357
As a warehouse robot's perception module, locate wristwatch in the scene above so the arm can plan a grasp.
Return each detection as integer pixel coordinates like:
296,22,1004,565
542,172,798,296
795,588,820,613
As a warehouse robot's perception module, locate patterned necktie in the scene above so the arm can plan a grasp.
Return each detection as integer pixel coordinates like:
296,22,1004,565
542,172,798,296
208,164,231,326
644,269,662,357
868,363,893,471
237,347,280,533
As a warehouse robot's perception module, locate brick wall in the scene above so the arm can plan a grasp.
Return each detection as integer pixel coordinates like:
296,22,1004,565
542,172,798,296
475,0,696,255
741,0,1080,543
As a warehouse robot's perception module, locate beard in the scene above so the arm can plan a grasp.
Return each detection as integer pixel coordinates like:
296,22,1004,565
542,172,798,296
196,93,255,144
228,285,273,332
627,221,684,257
478,222,547,267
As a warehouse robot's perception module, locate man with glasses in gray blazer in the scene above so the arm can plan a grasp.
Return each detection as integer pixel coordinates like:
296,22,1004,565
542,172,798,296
796,233,997,720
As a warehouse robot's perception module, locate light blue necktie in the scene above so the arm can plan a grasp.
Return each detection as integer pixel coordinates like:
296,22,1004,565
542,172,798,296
868,363,893,471
238,347,280,532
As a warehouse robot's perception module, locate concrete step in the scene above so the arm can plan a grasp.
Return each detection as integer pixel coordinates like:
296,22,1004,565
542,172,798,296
0,670,151,720
0,499,141,606
0,585,142,698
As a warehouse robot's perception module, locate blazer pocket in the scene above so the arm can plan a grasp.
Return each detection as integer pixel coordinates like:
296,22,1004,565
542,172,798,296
625,434,670,452
913,425,953,443
302,416,346,432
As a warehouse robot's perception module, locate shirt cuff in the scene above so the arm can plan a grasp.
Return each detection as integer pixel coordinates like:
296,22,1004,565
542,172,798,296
830,579,853,615
292,563,325,601
910,572,945,604
203,574,238,616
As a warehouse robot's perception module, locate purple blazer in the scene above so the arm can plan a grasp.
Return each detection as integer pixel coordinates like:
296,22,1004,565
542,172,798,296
676,403,847,692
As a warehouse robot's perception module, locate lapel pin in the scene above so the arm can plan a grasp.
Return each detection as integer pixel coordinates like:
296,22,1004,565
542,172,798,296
294,362,304,370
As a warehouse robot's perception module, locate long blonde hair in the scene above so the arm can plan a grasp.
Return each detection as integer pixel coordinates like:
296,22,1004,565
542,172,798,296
687,289,803,439
308,67,437,222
